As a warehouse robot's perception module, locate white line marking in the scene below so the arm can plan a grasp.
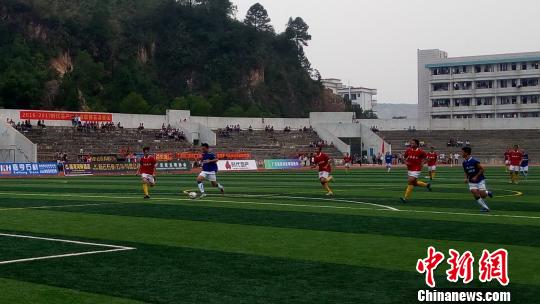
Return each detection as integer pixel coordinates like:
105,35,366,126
0,192,539,220
0,233,135,265
0,202,122,212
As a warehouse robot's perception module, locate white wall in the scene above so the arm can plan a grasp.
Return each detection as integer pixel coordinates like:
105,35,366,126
190,116,310,130
314,123,391,156
0,123,37,162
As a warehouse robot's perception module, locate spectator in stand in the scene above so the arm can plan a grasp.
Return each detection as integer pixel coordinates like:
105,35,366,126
248,125,253,132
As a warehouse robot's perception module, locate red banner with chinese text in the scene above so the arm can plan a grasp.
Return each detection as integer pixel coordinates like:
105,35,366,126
20,111,113,122
175,152,252,161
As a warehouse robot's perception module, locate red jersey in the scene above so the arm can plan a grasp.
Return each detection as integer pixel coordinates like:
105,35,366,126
139,155,157,175
404,148,426,171
343,156,353,164
509,150,523,166
314,152,332,173
426,152,438,167
504,151,510,161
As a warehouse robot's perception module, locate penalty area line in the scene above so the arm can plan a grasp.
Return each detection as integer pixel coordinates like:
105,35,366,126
0,233,135,266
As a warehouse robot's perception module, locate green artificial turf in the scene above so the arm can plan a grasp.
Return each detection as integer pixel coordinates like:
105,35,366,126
0,167,538,303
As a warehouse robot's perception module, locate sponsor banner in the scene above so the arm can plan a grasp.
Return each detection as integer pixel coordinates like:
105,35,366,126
264,159,302,170
91,162,139,173
64,163,93,176
86,154,118,163
20,110,112,122
218,160,257,171
0,163,58,176
176,152,252,161
156,152,174,162
157,161,192,171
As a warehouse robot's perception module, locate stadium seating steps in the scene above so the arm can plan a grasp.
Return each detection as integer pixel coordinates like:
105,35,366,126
379,130,540,164
215,130,343,160
23,127,342,162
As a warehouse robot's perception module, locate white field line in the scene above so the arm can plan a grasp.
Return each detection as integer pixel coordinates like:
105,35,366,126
0,233,135,265
0,192,539,220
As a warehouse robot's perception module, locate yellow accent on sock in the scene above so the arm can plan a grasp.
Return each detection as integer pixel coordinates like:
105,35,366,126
404,185,414,199
143,184,149,196
432,172,436,179
416,181,428,187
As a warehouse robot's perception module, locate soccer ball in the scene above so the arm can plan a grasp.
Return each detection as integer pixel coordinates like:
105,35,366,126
188,192,198,199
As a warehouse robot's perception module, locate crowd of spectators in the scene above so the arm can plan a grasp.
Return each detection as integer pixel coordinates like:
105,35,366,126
155,124,186,141
76,122,122,133
309,140,334,148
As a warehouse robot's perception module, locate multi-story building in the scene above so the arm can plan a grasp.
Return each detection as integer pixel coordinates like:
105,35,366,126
322,78,377,111
418,49,540,122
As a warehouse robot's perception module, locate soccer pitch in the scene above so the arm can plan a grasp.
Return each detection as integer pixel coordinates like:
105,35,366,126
0,167,539,303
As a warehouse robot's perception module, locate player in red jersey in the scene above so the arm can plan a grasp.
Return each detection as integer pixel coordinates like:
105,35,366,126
508,145,524,184
312,146,334,196
343,153,353,173
400,139,432,203
504,147,511,173
136,147,157,199
426,147,438,181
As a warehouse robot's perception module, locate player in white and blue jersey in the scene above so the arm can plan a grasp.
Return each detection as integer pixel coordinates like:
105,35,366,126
520,152,529,179
196,143,225,198
385,152,393,173
461,147,493,213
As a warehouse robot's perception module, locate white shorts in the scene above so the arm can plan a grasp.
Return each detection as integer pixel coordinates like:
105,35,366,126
199,171,217,182
141,173,155,185
408,171,421,178
345,163,351,168
521,166,529,171
319,171,330,179
469,180,487,191
509,165,520,172
427,166,437,171
386,163,392,167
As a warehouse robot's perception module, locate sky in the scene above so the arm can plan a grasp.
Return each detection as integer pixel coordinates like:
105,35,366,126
233,0,540,104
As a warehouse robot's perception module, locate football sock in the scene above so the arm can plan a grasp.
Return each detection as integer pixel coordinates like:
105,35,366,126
416,181,428,187
198,181,205,193
217,183,224,190
476,198,489,210
324,183,332,193
432,172,436,179
404,185,414,199
142,184,149,196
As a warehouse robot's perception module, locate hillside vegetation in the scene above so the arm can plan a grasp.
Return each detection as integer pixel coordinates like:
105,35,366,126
0,0,345,117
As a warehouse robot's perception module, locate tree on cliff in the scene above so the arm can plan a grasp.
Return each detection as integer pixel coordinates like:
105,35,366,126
244,3,274,33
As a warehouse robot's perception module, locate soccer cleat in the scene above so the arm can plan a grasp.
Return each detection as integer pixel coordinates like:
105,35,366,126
199,193,207,199
326,192,334,196
487,191,494,198
480,208,490,213
427,183,432,192
144,195,150,200
220,188,225,195
400,197,408,204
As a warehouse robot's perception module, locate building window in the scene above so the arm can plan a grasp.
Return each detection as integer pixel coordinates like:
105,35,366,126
454,98,471,107
432,67,450,75
497,113,519,118
475,80,493,89
351,94,357,100
500,63,508,71
512,63,517,70
432,115,451,119
432,99,450,107
499,80,508,88
433,83,449,91
483,65,493,72
521,63,528,70
476,97,493,106
511,79,518,87
498,97,513,105
522,96,529,104
520,78,539,87
534,62,539,69
475,65,482,73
